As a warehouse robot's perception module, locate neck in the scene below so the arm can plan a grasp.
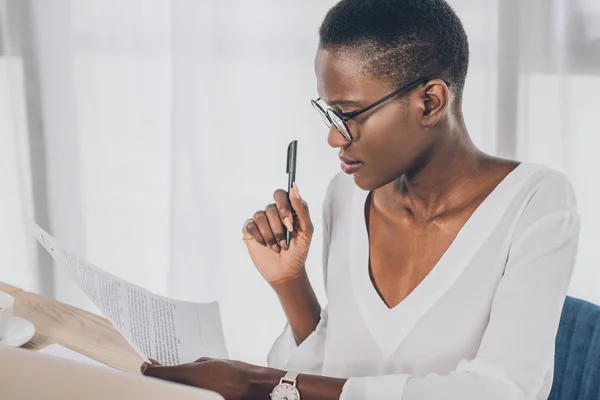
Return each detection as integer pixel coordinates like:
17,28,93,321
380,123,487,221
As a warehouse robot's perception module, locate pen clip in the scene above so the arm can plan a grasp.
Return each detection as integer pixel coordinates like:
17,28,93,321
287,140,297,174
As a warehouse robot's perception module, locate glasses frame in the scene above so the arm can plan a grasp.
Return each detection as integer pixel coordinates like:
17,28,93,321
311,77,451,142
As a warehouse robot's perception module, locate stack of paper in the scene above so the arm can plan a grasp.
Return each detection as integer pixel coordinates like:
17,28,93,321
32,223,229,366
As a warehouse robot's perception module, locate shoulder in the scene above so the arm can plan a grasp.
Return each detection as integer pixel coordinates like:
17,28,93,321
503,164,580,275
325,171,355,197
322,172,356,218
517,162,577,215
510,163,579,245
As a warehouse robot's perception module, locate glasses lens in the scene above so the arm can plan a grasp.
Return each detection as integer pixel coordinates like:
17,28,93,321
311,101,332,128
326,109,352,141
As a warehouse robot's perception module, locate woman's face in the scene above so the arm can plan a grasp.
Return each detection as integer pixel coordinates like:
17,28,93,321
314,47,439,191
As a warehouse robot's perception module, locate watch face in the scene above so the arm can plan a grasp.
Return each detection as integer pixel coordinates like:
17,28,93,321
272,382,300,400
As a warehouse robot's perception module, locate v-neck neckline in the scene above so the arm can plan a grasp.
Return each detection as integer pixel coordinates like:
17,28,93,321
347,162,540,357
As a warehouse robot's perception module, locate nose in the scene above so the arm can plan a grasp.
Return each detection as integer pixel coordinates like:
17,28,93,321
327,126,348,149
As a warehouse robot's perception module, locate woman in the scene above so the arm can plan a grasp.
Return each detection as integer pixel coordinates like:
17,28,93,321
142,0,580,399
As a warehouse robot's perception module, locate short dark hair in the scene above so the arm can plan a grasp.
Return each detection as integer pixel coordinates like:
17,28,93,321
319,0,469,99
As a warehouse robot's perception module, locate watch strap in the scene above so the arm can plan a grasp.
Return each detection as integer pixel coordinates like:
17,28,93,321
281,371,299,385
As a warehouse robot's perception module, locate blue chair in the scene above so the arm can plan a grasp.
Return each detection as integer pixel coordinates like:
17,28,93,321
549,296,600,400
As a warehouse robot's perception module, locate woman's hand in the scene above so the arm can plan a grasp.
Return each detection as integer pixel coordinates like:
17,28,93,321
243,183,314,284
140,358,280,400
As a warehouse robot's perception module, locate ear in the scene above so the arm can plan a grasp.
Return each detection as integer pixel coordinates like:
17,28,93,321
418,79,450,127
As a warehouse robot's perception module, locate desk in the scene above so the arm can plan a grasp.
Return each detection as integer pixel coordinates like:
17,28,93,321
1,282,143,373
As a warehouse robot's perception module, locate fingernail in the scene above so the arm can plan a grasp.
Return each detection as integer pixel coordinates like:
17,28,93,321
283,217,294,232
141,362,150,374
272,244,281,253
293,182,301,199
279,240,288,250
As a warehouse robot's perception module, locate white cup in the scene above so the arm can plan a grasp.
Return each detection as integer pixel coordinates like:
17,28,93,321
0,291,15,339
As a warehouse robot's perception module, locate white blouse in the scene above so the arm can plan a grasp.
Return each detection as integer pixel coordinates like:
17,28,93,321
267,162,580,400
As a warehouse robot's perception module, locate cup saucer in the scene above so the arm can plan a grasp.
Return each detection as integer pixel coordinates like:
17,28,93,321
0,317,35,347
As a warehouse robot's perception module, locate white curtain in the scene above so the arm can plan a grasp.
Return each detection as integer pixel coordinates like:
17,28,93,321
1,0,599,364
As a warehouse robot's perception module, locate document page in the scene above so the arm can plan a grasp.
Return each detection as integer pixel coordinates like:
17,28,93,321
32,223,229,365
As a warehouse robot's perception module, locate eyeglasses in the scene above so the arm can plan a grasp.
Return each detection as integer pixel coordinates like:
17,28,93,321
311,77,451,142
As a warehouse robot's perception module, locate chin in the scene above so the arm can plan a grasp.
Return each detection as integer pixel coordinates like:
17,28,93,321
352,172,380,192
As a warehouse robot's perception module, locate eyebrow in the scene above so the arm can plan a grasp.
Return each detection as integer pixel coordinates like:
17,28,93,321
326,99,361,107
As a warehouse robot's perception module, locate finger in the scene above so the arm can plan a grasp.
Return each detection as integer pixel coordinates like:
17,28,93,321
253,211,279,252
242,219,266,246
273,189,294,232
289,183,312,233
141,363,194,386
265,203,287,250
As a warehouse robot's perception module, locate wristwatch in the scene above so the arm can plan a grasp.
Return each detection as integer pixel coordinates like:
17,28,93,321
270,371,301,400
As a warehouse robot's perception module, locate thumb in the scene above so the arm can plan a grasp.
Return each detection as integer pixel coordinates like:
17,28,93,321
141,363,192,385
289,183,312,232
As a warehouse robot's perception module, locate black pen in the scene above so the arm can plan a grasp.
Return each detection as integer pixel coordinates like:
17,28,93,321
286,140,298,245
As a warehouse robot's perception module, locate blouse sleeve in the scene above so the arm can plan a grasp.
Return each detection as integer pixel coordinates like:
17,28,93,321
341,170,581,400
266,306,329,374
266,176,338,374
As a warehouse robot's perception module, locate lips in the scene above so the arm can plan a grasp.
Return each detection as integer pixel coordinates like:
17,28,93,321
339,154,362,174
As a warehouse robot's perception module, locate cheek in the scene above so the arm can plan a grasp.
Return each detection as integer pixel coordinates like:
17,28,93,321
356,116,428,186
362,114,418,164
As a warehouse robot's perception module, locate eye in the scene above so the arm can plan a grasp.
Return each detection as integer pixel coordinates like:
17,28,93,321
338,108,357,116
341,110,356,118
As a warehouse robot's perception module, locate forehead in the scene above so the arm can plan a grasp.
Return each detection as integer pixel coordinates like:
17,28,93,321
314,47,385,104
